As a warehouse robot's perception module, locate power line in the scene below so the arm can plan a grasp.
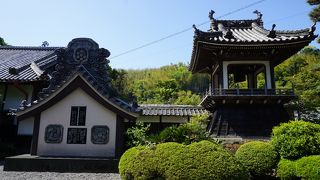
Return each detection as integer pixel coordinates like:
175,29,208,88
109,0,267,59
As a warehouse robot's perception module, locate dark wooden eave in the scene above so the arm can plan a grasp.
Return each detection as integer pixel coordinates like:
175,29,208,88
16,74,138,121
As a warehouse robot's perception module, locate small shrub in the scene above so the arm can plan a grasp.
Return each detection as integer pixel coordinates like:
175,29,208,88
277,159,296,179
271,120,320,160
296,155,320,179
153,118,211,145
235,141,279,177
126,121,151,147
178,141,249,180
118,146,160,180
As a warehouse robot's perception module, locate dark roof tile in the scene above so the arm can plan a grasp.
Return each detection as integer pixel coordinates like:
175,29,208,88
140,104,207,116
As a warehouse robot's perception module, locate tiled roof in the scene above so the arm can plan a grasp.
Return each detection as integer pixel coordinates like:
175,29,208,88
140,104,207,116
189,10,317,73
18,66,137,113
16,38,139,118
0,46,60,82
193,20,316,44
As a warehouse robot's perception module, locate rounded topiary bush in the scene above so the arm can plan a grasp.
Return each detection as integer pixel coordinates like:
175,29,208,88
271,120,320,160
235,141,279,177
158,141,250,180
277,159,296,179
119,141,250,180
295,155,320,179
118,146,160,180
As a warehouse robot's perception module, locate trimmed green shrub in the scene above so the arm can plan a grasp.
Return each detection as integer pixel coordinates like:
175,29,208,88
119,141,250,180
118,146,161,180
277,156,320,179
169,141,250,180
235,141,279,177
153,142,185,177
277,159,296,179
296,155,320,179
271,120,320,160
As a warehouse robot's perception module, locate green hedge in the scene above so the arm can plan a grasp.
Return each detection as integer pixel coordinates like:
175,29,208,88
271,120,320,160
119,141,250,180
118,146,161,180
235,141,279,177
277,159,296,179
296,155,320,179
277,156,320,179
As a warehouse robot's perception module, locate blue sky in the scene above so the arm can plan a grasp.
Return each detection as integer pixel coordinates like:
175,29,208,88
1,0,318,69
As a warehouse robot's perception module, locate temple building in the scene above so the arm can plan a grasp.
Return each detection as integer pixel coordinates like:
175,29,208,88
0,38,205,157
190,10,317,137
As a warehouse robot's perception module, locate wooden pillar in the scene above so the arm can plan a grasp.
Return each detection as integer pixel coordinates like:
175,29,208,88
30,114,41,155
270,65,276,89
1,84,8,113
115,115,125,158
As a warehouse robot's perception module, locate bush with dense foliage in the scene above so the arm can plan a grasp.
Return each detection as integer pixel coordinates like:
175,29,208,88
154,118,210,145
126,121,152,147
271,120,320,160
119,141,250,180
235,141,279,177
126,113,210,147
296,155,320,179
277,155,320,179
277,159,296,179
118,146,160,180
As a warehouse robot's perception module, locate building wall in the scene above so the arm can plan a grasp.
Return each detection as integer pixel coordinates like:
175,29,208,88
37,88,117,157
3,84,33,110
17,117,34,135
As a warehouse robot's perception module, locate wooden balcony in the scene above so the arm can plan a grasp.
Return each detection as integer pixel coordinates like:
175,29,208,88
201,88,297,109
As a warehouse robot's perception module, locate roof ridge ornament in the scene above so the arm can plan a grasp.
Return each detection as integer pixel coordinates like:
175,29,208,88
309,22,317,35
253,10,263,26
268,24,277,38
209,10,218,31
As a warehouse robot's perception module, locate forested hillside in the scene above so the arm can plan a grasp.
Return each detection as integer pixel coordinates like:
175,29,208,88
111,47,320,121
111,63,210,105
275,47,320,121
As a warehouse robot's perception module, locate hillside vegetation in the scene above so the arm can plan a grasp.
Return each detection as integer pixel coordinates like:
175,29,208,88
111,47,320,122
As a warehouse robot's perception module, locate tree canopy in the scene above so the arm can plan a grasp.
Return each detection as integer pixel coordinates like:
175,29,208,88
0,37,7,46
308,0,320,42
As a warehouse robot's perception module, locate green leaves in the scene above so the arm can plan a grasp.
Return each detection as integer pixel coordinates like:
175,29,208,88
271,120,320,160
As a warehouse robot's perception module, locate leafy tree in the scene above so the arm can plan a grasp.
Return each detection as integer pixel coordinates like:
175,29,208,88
308,0,320,42
0,37,7,46
275,47,320,122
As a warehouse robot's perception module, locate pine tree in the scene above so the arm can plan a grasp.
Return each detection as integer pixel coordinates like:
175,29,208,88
308,0,320,42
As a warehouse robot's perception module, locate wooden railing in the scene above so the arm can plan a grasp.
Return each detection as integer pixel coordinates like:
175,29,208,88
203,88,295,97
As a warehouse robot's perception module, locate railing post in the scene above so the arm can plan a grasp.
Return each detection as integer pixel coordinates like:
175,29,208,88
236,87,239,95
264,87,267,95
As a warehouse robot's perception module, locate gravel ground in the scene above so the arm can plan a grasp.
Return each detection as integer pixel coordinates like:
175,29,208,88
0,162,121,180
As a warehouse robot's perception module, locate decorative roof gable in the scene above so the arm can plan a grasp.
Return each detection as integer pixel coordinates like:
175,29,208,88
16,38,138,120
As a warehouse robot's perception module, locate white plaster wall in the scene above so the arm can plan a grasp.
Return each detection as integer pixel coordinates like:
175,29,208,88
4,85,33,110
17,117,34,135
37,88,117,157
